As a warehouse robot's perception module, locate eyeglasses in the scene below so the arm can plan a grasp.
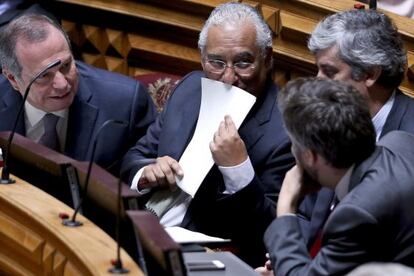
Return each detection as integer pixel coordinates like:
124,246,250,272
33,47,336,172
204,59,256,77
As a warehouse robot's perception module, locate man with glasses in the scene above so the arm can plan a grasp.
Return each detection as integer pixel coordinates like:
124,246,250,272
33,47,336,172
121,2,294,267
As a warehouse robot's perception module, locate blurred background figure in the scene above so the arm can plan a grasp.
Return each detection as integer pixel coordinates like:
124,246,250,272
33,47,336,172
347,262,414,276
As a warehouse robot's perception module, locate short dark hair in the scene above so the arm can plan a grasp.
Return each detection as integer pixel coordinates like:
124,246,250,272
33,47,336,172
278,77,376,168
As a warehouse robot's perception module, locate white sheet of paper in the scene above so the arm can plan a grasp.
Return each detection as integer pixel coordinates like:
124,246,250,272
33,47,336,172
176,78,256,197
165,226,230,244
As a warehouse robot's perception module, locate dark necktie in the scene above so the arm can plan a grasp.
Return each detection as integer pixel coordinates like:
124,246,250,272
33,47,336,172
39,113,60,151
310,194,339,258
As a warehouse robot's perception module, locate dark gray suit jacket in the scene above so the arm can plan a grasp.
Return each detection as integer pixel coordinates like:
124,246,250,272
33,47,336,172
121,71,295,266
265,131,414,275
0,61,156,172
298,90,414,249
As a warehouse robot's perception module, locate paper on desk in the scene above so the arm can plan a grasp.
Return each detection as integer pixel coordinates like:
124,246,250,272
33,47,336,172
165,226,230,244
176,78,256,197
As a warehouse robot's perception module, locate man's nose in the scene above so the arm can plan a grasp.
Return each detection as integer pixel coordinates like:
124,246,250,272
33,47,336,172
221,66,238,85
316,70,326,79
52,71,68,89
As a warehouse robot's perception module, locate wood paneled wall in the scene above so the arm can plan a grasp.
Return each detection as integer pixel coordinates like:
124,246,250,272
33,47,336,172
45,0,414,97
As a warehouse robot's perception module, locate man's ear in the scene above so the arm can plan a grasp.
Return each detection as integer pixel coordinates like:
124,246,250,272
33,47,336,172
2,69,21,91
365,66,382,88
302,149,318,167
264,46,273,69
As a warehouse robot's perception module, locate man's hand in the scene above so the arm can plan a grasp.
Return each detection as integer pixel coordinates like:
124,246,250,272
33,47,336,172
139,156,183,190
255,254,273,276
277,165,306,216
209,115,247,167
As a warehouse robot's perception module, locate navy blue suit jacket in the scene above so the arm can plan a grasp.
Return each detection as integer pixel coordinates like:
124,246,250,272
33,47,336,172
298,90,414,249
0,61,156,172
121,71,294,266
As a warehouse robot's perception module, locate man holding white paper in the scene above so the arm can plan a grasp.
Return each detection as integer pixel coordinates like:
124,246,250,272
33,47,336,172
121,2,294,267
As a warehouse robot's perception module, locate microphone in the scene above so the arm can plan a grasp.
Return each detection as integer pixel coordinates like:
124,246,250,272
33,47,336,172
108,176,130,274
1,59,61,184
62,119,128,227
369,0,377,9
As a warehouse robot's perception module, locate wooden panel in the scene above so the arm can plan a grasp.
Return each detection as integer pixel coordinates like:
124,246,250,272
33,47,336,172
47,0,414,97
0,169,142,275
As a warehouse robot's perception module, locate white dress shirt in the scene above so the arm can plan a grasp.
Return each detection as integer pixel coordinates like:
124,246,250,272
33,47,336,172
372,91,395,142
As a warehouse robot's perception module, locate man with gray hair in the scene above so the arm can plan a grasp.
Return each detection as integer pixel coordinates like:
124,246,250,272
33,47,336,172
122,2,294,266
299,8,414,252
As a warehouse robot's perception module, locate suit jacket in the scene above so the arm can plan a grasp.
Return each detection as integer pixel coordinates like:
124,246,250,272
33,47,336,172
121,71,294,266
298,90,414,248
265,130,414,275
0,61,156,172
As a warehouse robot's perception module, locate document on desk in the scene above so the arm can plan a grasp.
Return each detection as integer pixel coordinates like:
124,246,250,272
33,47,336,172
176,78,256,197
165,226,230,244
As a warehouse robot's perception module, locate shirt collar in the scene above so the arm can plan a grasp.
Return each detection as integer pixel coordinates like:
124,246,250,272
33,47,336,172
335,164,355,201
24,101,68,128
372,90,395,142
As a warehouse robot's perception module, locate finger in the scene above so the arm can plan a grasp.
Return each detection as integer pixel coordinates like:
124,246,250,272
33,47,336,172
142,167,158,187
158,160,176,185
224,115,237,132
217,120,226,136
212,130,221,144
170,161,184,179
151,164,168,187
209,140,217,154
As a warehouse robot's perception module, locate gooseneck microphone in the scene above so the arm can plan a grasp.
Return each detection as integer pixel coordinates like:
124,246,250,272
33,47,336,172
108,176,129,274
1,59,61,184
62,119,128,227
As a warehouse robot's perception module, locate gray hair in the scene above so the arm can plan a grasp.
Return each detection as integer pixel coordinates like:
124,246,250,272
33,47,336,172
0,14,71,78
198,2,272,57
308,9,407,89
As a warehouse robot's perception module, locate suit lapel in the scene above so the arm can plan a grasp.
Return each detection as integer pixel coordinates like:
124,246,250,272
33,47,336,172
64,80,98,160
381,90,407,138
240,81,276,151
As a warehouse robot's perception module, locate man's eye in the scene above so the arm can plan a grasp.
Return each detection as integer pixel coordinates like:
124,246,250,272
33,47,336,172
234,62,252,69
209,60,225,68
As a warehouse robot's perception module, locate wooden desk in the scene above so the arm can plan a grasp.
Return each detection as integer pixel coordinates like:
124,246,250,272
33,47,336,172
0,170,142,275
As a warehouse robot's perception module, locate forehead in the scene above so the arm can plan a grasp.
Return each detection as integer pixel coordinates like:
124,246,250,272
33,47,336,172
15,26,71,74
315,46,346,66
205,21,258,55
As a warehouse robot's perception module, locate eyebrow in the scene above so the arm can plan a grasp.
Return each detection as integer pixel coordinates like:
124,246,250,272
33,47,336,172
206,52,255,61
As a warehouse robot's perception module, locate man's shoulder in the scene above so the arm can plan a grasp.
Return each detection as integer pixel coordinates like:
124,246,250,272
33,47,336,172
0,75,19,103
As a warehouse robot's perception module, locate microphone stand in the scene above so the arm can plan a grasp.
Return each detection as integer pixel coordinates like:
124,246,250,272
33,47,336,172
108,177,129,274
62,119,127,227
1,59,61,184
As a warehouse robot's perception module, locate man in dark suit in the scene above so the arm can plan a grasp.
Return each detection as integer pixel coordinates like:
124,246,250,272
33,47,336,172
0,14,156,172
298,8,414,250
261,77,414,275
121,2,294,267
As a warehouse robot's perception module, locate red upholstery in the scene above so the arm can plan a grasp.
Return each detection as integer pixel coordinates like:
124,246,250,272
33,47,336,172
135,73,181,112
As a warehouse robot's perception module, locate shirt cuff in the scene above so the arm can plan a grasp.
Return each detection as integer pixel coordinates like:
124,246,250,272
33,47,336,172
131,167,151,195
218,157,254,194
